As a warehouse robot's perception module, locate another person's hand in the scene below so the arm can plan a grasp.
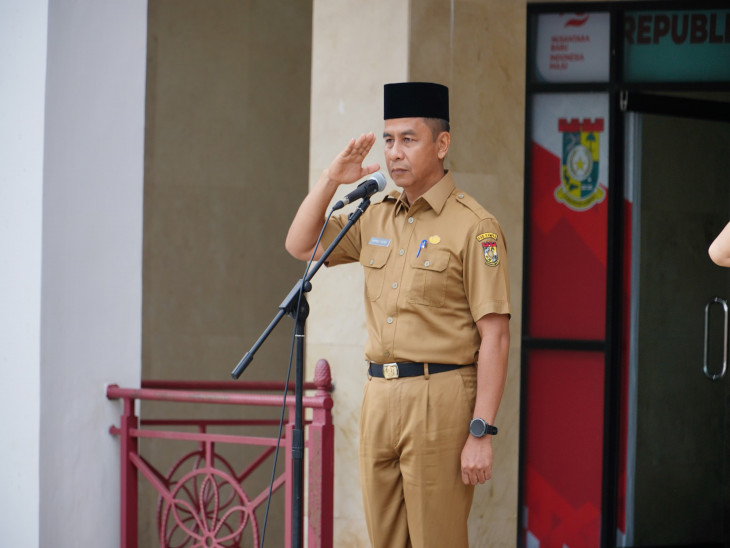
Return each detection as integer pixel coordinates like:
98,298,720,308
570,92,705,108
709,222,730,267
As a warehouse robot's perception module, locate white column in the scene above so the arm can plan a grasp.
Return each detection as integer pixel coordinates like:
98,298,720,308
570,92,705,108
0,2,48,545
39,1,147,546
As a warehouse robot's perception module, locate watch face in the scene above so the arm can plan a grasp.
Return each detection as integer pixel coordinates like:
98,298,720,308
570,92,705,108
470,419,487,437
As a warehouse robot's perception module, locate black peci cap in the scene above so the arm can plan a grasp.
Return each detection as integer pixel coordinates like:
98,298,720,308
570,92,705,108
383,82,449,122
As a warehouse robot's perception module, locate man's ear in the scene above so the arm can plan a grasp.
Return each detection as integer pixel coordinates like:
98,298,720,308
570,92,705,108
437,131,451,160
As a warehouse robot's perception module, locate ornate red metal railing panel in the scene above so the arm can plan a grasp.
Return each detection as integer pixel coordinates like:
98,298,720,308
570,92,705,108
107,359,334,548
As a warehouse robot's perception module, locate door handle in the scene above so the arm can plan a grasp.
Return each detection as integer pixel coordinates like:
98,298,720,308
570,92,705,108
703,297,728,381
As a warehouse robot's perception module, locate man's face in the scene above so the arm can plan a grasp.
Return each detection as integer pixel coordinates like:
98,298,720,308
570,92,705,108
383,117,447,194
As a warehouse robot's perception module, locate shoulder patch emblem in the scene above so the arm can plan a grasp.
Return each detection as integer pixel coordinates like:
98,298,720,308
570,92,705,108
476,232,500,267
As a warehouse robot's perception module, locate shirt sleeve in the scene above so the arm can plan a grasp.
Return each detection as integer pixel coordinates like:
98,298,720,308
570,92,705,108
319,212,362,266
463,217,511,321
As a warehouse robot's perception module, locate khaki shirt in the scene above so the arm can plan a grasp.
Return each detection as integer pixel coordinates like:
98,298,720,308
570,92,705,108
321,172,510,365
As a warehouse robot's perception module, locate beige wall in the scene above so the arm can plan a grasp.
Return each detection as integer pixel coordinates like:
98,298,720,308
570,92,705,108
143,0,311,380
142,1,312,546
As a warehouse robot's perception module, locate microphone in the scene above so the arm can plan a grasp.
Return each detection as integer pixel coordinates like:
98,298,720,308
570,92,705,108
332,172,387,211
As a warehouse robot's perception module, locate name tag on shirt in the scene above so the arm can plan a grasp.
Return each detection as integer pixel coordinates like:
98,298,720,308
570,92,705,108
368,237,391,247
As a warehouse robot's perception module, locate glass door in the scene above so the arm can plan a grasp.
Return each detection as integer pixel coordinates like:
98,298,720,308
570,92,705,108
625,95,730,547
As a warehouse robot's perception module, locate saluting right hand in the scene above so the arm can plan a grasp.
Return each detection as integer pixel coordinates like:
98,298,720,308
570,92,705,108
326,132,381,187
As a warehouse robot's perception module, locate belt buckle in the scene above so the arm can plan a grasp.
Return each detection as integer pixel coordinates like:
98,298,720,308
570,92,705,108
382,363,399,380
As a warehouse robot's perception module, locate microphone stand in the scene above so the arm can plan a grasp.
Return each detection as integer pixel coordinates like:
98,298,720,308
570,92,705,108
231,196,372,548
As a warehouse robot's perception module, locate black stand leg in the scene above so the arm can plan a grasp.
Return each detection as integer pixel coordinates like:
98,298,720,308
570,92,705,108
291,296,308,548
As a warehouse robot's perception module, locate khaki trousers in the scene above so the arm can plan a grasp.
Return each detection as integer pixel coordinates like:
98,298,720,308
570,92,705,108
359,365,477,548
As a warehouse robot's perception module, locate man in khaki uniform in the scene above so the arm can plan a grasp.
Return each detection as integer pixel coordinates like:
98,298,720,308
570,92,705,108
286,82,510,547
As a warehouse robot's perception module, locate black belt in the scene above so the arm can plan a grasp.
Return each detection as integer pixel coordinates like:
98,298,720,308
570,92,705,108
368,362,466,379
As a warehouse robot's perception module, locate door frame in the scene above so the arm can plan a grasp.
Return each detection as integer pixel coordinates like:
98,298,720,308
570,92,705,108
622,92,730,123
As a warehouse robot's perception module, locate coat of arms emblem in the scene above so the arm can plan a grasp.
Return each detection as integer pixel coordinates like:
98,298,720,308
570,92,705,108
555,117,606,211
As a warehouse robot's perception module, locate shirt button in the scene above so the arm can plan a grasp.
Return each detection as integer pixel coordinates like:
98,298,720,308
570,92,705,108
399,249,405,256
384,351,390,358
369,259,374,265
408,217,414,224
387,317,393,324
392,282,398,289
424,260,430,267
458,193,464,199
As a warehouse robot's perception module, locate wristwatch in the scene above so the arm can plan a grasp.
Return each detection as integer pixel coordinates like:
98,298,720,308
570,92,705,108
469,418,498,438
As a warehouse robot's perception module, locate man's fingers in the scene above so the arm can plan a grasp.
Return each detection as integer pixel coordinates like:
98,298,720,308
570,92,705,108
329,133,380,186
462,471,471,485
351,133,375,157
461,467,492,485
363,163,382,176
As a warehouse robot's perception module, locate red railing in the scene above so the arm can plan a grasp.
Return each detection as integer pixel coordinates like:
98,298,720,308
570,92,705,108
107,359,334,548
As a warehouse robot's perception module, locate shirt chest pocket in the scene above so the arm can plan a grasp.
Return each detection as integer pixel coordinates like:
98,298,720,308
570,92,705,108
359,246,391,301
407,249,450,307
